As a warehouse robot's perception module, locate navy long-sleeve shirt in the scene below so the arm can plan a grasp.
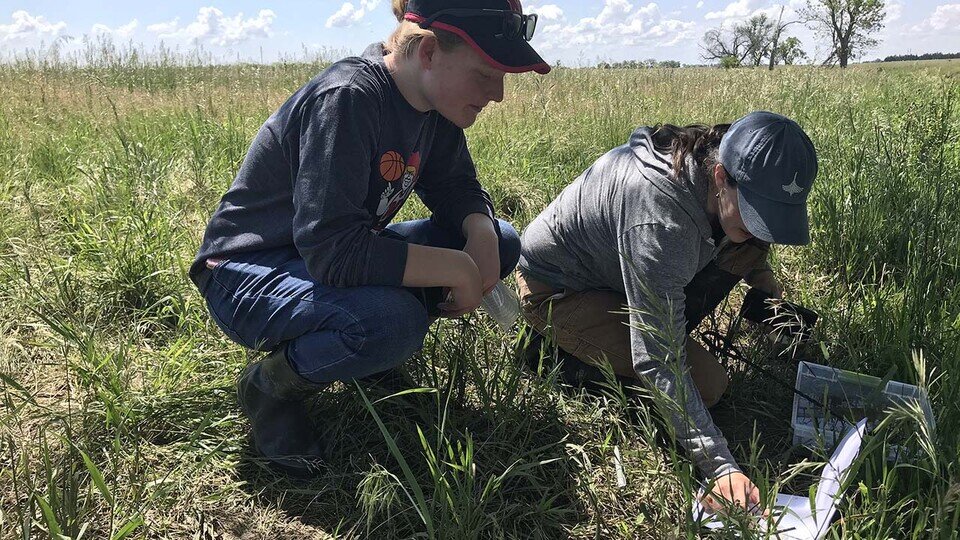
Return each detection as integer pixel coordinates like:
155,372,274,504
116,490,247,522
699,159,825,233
191,43,494,287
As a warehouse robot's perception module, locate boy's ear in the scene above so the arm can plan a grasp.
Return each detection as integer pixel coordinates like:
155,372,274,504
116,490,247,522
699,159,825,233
417,36,438,70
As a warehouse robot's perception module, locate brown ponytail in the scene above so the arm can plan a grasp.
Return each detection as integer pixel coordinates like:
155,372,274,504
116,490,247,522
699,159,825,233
651,123,731,180
385,0,464,58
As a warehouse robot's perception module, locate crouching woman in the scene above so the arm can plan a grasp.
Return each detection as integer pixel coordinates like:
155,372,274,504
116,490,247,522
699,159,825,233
517,111,818,511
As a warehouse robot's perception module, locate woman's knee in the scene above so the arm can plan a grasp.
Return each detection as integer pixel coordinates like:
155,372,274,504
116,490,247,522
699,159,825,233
686,338,729,408
699,373,729,408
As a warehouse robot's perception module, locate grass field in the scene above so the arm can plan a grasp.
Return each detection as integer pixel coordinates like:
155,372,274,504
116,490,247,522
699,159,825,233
0,49,959,539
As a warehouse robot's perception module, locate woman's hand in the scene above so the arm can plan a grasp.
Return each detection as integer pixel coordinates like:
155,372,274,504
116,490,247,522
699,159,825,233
462,214,501,295
746,269,783,299
701,471,767,516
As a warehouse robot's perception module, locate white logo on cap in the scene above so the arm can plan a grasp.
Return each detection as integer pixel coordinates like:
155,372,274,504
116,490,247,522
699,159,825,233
783,172,804,197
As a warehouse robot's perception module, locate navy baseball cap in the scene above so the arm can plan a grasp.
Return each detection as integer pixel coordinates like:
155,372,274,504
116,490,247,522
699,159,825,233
404,0,551,74
719,111,818,245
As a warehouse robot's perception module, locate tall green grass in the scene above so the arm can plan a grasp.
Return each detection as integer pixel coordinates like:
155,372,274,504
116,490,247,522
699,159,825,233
0,48,958,538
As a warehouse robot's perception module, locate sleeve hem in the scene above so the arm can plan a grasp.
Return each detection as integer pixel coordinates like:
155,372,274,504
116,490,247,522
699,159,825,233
707,462,742,479
366,236,409,286
439,199,494,233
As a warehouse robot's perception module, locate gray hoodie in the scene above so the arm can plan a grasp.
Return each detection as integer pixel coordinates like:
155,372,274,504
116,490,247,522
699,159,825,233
519,126,740,479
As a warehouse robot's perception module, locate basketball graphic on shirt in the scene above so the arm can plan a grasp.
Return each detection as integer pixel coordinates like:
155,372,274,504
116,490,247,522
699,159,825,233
379,151,405,182
374,151,421,230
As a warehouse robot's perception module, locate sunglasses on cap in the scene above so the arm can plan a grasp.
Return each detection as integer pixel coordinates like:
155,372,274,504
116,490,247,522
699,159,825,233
417,9,538,41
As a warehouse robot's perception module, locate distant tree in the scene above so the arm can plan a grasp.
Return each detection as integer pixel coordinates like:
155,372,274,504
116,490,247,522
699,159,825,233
766,6,803,70
802,0,886,68
741,14,777,66
702,27,751,64
776,37,808,65
703,7,802,69
883,52,960,62
720,55,742,69
598,59,684,69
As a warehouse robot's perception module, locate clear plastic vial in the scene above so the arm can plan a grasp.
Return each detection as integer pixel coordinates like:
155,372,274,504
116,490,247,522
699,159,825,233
481,280,520,331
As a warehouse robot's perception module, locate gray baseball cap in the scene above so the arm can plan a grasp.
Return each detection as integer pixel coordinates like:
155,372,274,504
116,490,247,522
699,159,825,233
719,111,818,245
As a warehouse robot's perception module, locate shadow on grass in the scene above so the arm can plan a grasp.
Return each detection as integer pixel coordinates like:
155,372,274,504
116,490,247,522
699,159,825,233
229,321,585,539
137,318,826,538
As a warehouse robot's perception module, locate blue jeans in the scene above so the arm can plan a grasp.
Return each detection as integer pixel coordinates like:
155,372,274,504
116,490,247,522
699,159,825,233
198,218,521,383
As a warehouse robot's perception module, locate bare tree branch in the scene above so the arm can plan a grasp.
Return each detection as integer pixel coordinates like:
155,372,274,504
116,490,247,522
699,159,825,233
702,5,805,69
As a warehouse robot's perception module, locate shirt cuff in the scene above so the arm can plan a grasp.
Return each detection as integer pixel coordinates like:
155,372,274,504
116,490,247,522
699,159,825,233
366,234,409,286
444,199,494,234
698,446,742,479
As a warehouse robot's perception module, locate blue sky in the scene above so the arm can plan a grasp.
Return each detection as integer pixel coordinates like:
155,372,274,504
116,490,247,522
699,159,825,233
1,1,957,65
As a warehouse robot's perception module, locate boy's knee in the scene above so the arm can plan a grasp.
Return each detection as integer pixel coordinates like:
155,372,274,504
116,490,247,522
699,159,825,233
355,290,430,372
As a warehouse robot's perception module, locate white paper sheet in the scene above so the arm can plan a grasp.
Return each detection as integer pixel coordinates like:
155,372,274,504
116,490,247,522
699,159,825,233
693,419,867,540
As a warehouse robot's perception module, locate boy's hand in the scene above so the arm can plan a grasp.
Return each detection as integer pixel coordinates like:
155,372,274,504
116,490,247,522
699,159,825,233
464,233,500,295
462,214,501,295
437,252,483,318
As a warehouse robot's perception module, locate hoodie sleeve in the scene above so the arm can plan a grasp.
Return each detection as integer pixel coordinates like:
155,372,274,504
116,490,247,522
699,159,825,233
618,222,741,479
414,119,495,233
291,87,409,287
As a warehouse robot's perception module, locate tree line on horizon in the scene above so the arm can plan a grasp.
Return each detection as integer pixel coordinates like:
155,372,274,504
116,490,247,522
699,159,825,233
878,52,960,62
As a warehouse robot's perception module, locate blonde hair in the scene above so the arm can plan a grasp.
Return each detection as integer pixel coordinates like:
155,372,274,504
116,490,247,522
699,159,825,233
386,0,464,57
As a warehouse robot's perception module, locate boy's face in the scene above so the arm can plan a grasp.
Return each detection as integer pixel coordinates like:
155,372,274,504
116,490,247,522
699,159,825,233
420,40,506,128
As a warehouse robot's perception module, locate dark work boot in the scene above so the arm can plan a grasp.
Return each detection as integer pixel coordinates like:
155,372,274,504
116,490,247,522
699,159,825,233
237,347,328,476
357,368,415,395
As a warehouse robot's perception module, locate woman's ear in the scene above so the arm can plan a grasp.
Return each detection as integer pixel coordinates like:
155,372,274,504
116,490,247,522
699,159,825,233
712,163,727,192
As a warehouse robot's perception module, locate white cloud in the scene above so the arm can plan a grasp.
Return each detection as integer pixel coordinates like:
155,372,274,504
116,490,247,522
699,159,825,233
536,1,697,52
704,0,763,20
146,19,179,34
528,4,565,21
886,2,903,23
696,1,705,8
702,0,800,28
0,10,67,42
147,7,276,46
91,19,138,39
597,0,635,25
911,3,960,32
326,4,359,27
326,0,381,28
